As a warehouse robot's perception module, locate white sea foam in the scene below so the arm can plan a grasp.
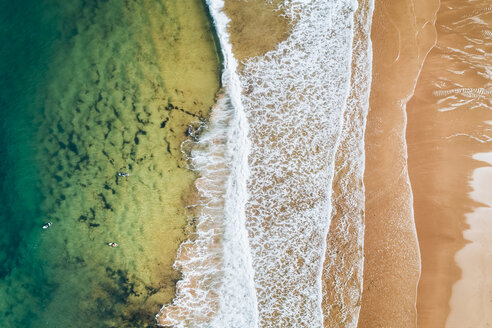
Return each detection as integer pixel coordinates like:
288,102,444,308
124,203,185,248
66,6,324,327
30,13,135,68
158,0,371,327
156,0,257,326
321,0,374,326
239,0,360,326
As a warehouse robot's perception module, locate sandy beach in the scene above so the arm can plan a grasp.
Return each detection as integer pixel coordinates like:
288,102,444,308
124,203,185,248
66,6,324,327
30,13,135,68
358,0,439,326
446,152,492,328
160,0,490,327
406,0,492,326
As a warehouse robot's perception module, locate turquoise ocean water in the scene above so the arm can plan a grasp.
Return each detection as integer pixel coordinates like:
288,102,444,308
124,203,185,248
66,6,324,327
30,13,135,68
0,1,220,327
1,1,60,326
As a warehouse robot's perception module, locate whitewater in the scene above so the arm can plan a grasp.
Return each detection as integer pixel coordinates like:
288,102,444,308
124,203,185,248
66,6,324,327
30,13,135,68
157,0,374,327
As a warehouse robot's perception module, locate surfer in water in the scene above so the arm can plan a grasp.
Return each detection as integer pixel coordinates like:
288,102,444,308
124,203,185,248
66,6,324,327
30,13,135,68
117,172,129,177
42,222,52,229
108,242,118,247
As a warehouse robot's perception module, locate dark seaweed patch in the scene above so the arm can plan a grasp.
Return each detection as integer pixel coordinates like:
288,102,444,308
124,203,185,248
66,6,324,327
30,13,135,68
74,256,85,267
57,121,65,133
102,150,110,160
111,105,119,118
77,154,89,170
104,183,116,195
160,118,169,128
67,141,78,154
98,193,113,211
104,121,112,139
136,113,145,124
105,267,139,299
185,124,201,142
164,102,200,118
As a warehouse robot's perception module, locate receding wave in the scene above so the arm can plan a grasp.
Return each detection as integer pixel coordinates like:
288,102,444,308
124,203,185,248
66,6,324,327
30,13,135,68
157,0,375,326
321,0,374,326
240,0,360,326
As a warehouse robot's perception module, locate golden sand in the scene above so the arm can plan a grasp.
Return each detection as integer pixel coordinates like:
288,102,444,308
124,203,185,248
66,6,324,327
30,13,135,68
358,0,439,326
406,1,492,326
446,154,492,328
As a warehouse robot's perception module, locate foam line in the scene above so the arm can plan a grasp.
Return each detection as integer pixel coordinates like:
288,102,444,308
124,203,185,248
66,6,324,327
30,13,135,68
156,0,258,326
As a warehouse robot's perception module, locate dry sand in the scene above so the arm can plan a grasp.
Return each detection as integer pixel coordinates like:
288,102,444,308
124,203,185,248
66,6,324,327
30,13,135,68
446,152,492,328
405,1,492,327
358,0,439,327
158,0,490,326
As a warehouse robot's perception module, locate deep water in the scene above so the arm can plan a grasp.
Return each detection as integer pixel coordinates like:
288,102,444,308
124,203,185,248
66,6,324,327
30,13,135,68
0,0,220,327
0,1,60,325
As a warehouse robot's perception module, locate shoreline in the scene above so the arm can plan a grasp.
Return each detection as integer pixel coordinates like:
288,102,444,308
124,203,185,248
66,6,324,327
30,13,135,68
195,0,369,326
157,0,259,325
446,152,492,328
406,0,492,326
358,0,439,326
446,152,492,327
321,0,374,325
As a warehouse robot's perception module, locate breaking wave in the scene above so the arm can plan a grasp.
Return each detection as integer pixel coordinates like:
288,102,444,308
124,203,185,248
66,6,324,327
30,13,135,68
156,0,257,326
157,0,374,327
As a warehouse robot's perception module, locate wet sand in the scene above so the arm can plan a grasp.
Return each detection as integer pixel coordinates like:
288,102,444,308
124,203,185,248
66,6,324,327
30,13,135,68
156,1,490,327
406,1,492,326
224,0,290,62
321,0,372,326
358,0,439,326
223,0,290,61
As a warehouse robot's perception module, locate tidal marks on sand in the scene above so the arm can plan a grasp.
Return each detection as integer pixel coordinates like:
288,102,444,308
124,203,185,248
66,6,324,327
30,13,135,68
433,87,492,98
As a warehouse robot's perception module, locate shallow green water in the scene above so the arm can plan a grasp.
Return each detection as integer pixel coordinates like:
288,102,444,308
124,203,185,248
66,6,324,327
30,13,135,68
0,1,220,327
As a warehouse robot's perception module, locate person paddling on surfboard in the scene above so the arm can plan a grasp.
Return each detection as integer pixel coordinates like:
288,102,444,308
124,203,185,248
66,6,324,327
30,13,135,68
108,242,118,247
42,222,52,229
